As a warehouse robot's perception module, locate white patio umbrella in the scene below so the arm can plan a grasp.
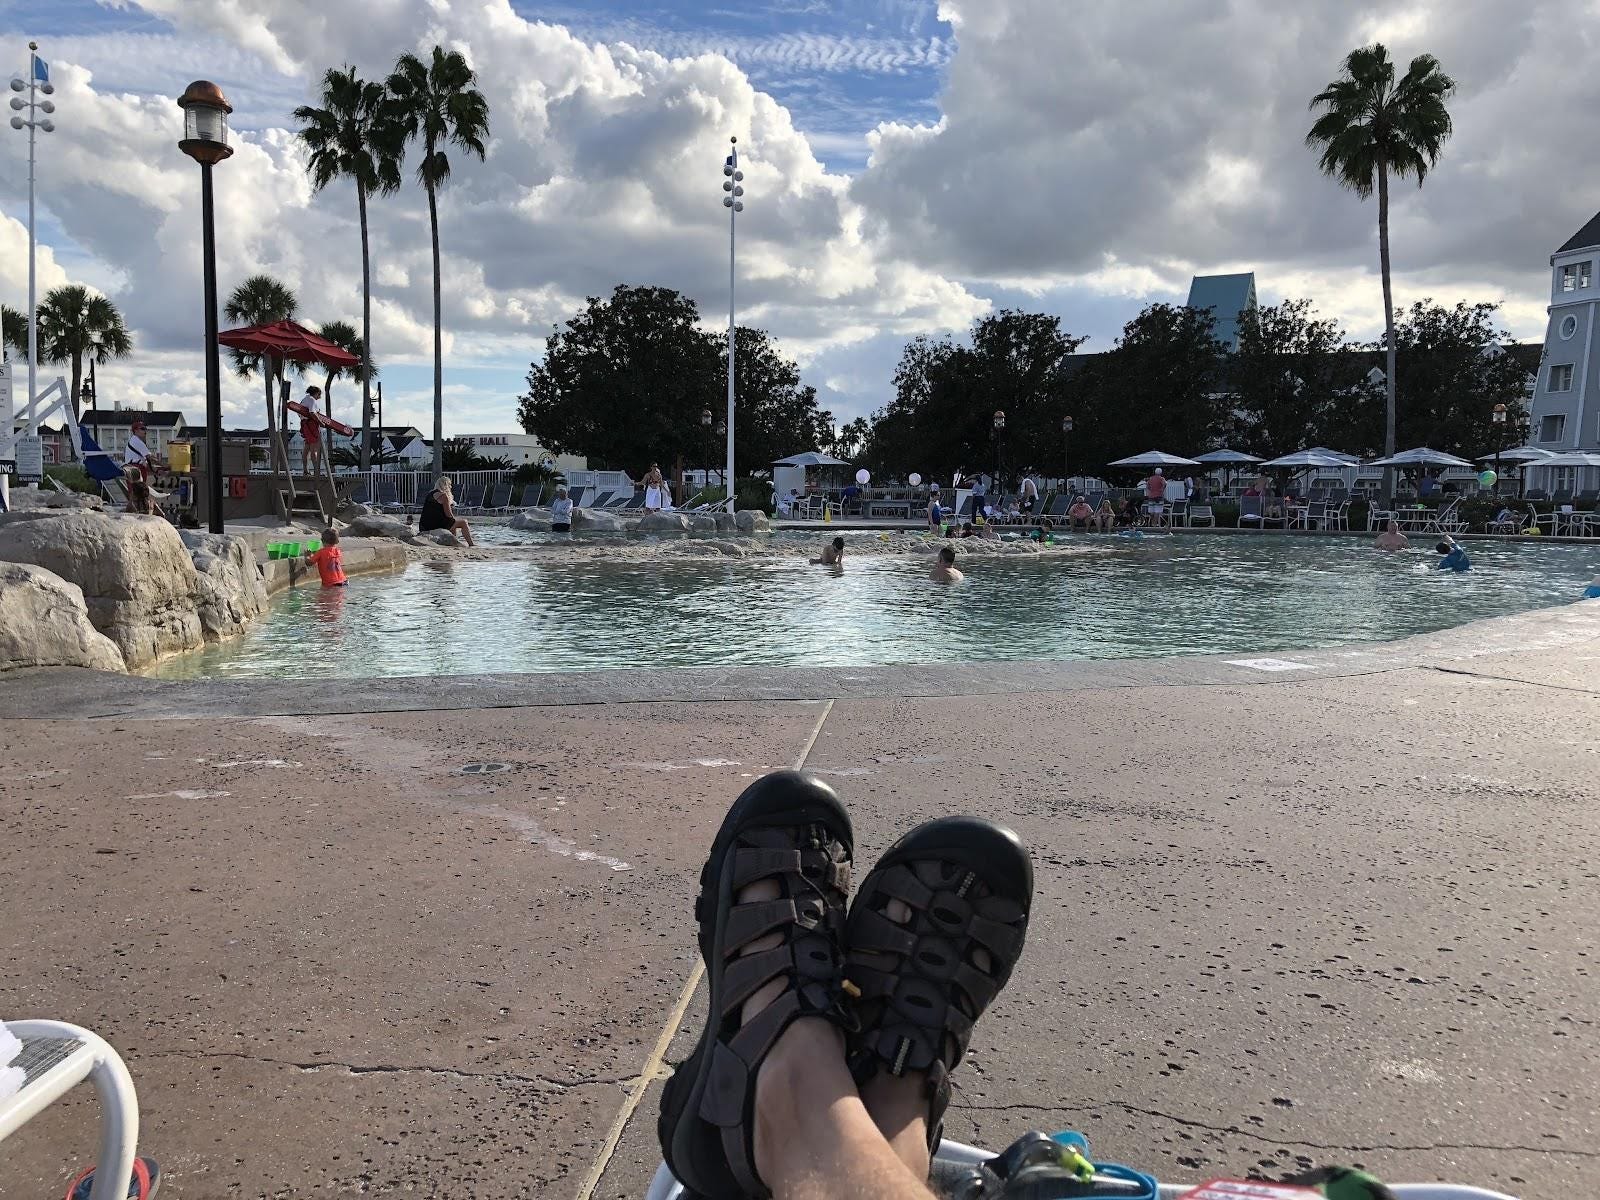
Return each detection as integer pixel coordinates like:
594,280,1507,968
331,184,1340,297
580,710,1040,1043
771,451,852,468
1365,447,1474,468
1257,450,1353,469
1300,446,1362,465
1476,446,1554,463
1528,450,1600,469
1192,448,1263,464
1107,449,1203,468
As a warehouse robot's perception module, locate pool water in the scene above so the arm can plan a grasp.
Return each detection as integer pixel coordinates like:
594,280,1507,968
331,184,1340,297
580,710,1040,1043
149,535,1598,680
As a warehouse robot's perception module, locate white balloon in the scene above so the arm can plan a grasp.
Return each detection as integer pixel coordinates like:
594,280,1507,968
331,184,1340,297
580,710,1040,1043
908,472,922,486
855,468,870,485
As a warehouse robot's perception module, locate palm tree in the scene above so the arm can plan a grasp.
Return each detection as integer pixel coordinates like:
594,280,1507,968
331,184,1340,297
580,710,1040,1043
316,319,377,425
1307,44,1455,494
35,285,134,422
2,304,28,361
294,66,401,470
223,274,299,470
386,46,489,477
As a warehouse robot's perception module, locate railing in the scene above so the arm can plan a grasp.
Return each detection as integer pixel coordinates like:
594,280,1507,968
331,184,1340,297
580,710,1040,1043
329,469,516,509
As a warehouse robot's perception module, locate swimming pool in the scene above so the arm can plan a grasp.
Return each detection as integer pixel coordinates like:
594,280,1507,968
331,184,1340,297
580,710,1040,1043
147,535,1598,680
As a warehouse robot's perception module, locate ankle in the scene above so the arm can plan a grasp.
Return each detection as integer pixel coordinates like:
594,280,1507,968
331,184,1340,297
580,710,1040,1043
753,1018,849,1173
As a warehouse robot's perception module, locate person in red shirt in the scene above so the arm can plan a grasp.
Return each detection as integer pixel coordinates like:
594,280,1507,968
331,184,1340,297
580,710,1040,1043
306,527,347,588
299,386,325,476
1145,467,1167,502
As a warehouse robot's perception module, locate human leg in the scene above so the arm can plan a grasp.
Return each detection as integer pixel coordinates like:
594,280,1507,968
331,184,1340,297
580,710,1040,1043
847,818,1033,1180
452,517,475,547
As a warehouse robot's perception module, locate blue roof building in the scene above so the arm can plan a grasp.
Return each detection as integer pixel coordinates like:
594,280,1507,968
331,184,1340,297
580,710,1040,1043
1185,272,1257,351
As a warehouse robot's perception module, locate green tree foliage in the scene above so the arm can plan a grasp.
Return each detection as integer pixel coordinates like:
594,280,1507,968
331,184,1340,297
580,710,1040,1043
829,417,871,462
2,304,28,360
441,438,514,471
295,65,403,470
1229,299,1378,456
517,285,829,478
1308,43,1455,481
1063,304,1228,471
224,273,299,423
387,47,490,477
723,326,835,471
1391,300,1531,455
315,319,377,427
34,285,134,422
863,311,1085,485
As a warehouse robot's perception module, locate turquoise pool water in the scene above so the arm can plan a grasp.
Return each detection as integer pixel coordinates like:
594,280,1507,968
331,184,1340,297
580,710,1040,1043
148,535,1598,680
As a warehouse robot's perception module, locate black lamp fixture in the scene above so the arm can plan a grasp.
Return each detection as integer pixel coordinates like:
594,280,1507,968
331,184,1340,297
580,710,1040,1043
178,80,233,533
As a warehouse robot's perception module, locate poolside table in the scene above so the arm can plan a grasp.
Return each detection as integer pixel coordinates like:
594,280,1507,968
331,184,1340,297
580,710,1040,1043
867,500,913,519
1549,508,1599,537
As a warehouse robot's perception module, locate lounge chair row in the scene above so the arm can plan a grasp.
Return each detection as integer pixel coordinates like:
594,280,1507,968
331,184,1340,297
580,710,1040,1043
342,480,648,515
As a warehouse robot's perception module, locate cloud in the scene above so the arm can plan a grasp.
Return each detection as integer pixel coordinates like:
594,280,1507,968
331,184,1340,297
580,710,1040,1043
852,0,1586,341
3,0,984,429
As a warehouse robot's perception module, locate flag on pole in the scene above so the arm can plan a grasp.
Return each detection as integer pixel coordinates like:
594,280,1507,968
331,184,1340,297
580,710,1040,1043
32,56,49,84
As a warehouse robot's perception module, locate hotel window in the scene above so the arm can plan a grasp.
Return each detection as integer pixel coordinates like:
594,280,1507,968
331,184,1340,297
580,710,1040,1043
1539,414,1566,442
1561,261,1592,291
1549,363,1575,392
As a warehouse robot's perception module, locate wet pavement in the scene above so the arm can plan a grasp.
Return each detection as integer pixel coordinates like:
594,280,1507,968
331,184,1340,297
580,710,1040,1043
3,605,1598,1199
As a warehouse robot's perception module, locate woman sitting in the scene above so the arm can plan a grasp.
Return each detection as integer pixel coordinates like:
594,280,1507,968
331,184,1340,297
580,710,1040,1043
419,476,476,547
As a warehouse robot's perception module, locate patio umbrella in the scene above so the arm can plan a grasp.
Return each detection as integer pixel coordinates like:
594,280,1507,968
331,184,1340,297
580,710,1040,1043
1192,448,1263,464
217,319,360,367
1107,449,1202,468
1300,445,1362,465
1528,450,1600,469
771,451,851,468
1478,446,1556,463
1365,447,1474,468
1257,450,1352,469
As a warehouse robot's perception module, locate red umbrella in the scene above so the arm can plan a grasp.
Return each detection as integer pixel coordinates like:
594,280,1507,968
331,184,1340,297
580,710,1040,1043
217,319,359,368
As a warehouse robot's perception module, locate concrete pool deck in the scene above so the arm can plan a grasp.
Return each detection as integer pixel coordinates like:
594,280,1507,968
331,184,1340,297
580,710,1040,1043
3,604,1598,1199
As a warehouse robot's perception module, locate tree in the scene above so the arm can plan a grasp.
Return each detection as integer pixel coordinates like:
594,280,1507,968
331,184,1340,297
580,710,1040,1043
518,285,722,473
2,304,27,360
386,47,490,478
829,417,871,461
295,65,403,470
1229,298,1373,456
34,285,134,423
1063,304,1228,470
1308,44,1456,495
441,438,513,471
865,311,1086,485
315,319,377,426
722,326,834,472
224,274,299,467
1391,300,1531,456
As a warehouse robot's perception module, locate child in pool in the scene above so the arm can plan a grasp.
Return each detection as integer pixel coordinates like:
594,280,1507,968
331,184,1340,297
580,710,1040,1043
306,528,348,588
1584,576,1600,600
1435,536,1471,572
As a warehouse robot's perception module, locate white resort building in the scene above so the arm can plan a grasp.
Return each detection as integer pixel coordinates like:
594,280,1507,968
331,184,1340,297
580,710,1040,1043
1526,211,1600,493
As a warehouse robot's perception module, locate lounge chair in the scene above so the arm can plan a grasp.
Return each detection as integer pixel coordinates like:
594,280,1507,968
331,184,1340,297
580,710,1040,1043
518,483,545,510
567,486,589,508
620,492,645,510
1188,503,1215,528
373,478,403,512
1429,497,1467,535
453,481,486,513
1487,506,1529,535
1237,495,1264,528
483,480,515,513
1290,499,1328,531
1043,494,1072,519
589,490,615,509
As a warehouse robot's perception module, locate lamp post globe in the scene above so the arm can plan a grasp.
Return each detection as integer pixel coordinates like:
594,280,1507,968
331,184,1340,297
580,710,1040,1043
178,80,233,533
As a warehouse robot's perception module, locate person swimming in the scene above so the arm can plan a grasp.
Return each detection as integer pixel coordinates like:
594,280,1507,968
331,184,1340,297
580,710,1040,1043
812,536,846,566
1583,575,1600,600
1435,536,1471,572
1374,519,1409,551
931,545,963,581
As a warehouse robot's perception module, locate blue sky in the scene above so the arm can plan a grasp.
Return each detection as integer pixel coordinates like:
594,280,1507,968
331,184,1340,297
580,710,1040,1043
1,0,1575,440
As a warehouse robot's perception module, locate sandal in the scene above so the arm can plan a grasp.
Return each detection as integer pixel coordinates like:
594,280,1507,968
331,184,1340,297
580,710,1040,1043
844,816,1033,1152
658,771,855,1198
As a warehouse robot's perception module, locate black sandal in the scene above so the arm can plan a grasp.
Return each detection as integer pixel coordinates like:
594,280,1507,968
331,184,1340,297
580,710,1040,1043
658,771,855,1198
844,816,1033,1152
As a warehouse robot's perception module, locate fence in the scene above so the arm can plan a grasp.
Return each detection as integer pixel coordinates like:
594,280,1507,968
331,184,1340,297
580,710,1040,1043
332,469,515,509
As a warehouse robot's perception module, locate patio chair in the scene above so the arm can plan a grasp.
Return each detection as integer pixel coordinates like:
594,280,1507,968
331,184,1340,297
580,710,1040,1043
1187,503,1215,528
483,480,515,513
620,492,645,510
1367,499,1397,531
1576,489,1599,507
345,479,373,506
1429,498,1466,535
589,490,615,509
1486,506,1528,535
1167,498,1188,526
518,483,545,509
373,478,403,512
1237,495,1264,529
1044,493,1072,518
454,481,486,513
1325,499,1351,531
603,491,632,509
567,486,589,508
1290,499,1328,531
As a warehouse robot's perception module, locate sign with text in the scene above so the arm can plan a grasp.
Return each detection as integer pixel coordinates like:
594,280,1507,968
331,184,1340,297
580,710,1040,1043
14,434,44,479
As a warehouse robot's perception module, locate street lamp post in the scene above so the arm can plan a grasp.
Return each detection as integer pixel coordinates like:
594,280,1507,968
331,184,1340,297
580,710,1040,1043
1492,402,1507,499
992,409,1006,500
10,42,56,413
177,80,233,535
1061,415,1074,489
721,137,744,513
